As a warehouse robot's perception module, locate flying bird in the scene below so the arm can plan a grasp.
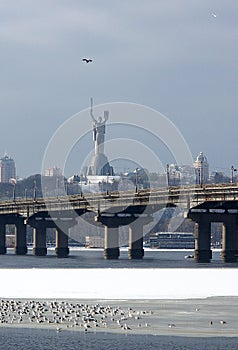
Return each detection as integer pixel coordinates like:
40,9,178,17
211,13,217,18
82,58,93,63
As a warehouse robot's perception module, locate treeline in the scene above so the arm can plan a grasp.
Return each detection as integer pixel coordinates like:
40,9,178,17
0,174,82,200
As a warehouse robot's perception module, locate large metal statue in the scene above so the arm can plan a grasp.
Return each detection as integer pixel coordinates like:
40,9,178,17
90,98,109,155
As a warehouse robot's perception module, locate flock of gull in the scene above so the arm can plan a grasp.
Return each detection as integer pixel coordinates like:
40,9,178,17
0,299,230,335
0,299,153,333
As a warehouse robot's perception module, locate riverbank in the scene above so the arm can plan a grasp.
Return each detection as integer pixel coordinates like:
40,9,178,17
0,297,238,337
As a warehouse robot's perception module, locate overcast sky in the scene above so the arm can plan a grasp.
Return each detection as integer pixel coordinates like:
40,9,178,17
0,0,237,178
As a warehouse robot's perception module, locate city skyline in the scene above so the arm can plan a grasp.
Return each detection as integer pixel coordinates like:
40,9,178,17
1,149,237,182
0,1,237,179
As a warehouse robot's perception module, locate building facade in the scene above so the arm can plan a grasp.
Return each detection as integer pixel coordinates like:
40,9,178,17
149,232,195,249
0,154,16,183
44,167,62,177
85,236,104,248
194,152,209,185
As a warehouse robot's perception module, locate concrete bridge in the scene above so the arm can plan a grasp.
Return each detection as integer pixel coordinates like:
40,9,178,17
1,183,238,262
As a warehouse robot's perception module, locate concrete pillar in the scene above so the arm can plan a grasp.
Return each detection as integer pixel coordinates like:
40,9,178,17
194,219,212,263
128,222,144,259
104,226,120,259
0,222,6,255
14,219,27,255
55,227,69,258
33,226,47,256
221,217,238,262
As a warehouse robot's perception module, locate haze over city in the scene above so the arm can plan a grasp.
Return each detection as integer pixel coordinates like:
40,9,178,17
0,1,237,179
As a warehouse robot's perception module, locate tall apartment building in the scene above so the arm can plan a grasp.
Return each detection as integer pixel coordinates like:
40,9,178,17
0,154,16,183
194,151,209,184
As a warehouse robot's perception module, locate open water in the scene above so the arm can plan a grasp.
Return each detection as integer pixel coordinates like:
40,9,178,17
0,248,237,269
1,328,238,350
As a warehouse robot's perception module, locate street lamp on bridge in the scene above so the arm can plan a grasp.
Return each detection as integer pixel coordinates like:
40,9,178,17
106,172,109,195
231,165,237,183
135,167,139,193
33,180,37,201
166,164,170,186
13,183,16,201
80,174,83,197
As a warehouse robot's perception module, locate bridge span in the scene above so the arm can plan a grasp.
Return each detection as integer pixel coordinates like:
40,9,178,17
0,183,238,262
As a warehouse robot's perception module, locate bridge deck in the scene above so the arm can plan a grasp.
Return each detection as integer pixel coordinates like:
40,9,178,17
0,183,237,217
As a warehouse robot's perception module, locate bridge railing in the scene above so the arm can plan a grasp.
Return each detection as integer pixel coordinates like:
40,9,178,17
0,183,237,216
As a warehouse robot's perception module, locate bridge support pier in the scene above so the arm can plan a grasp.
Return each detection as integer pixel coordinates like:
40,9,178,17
128,216,153,259
194,220,212,263
14,219,27,255
128,222,144,259
221,217,238,262
33,226,47,256
0,222,6,254
55,228,69,258
104,226,120,259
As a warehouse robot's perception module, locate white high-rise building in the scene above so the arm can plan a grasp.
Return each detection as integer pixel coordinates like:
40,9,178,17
0,154,16,183
194,152,209,184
